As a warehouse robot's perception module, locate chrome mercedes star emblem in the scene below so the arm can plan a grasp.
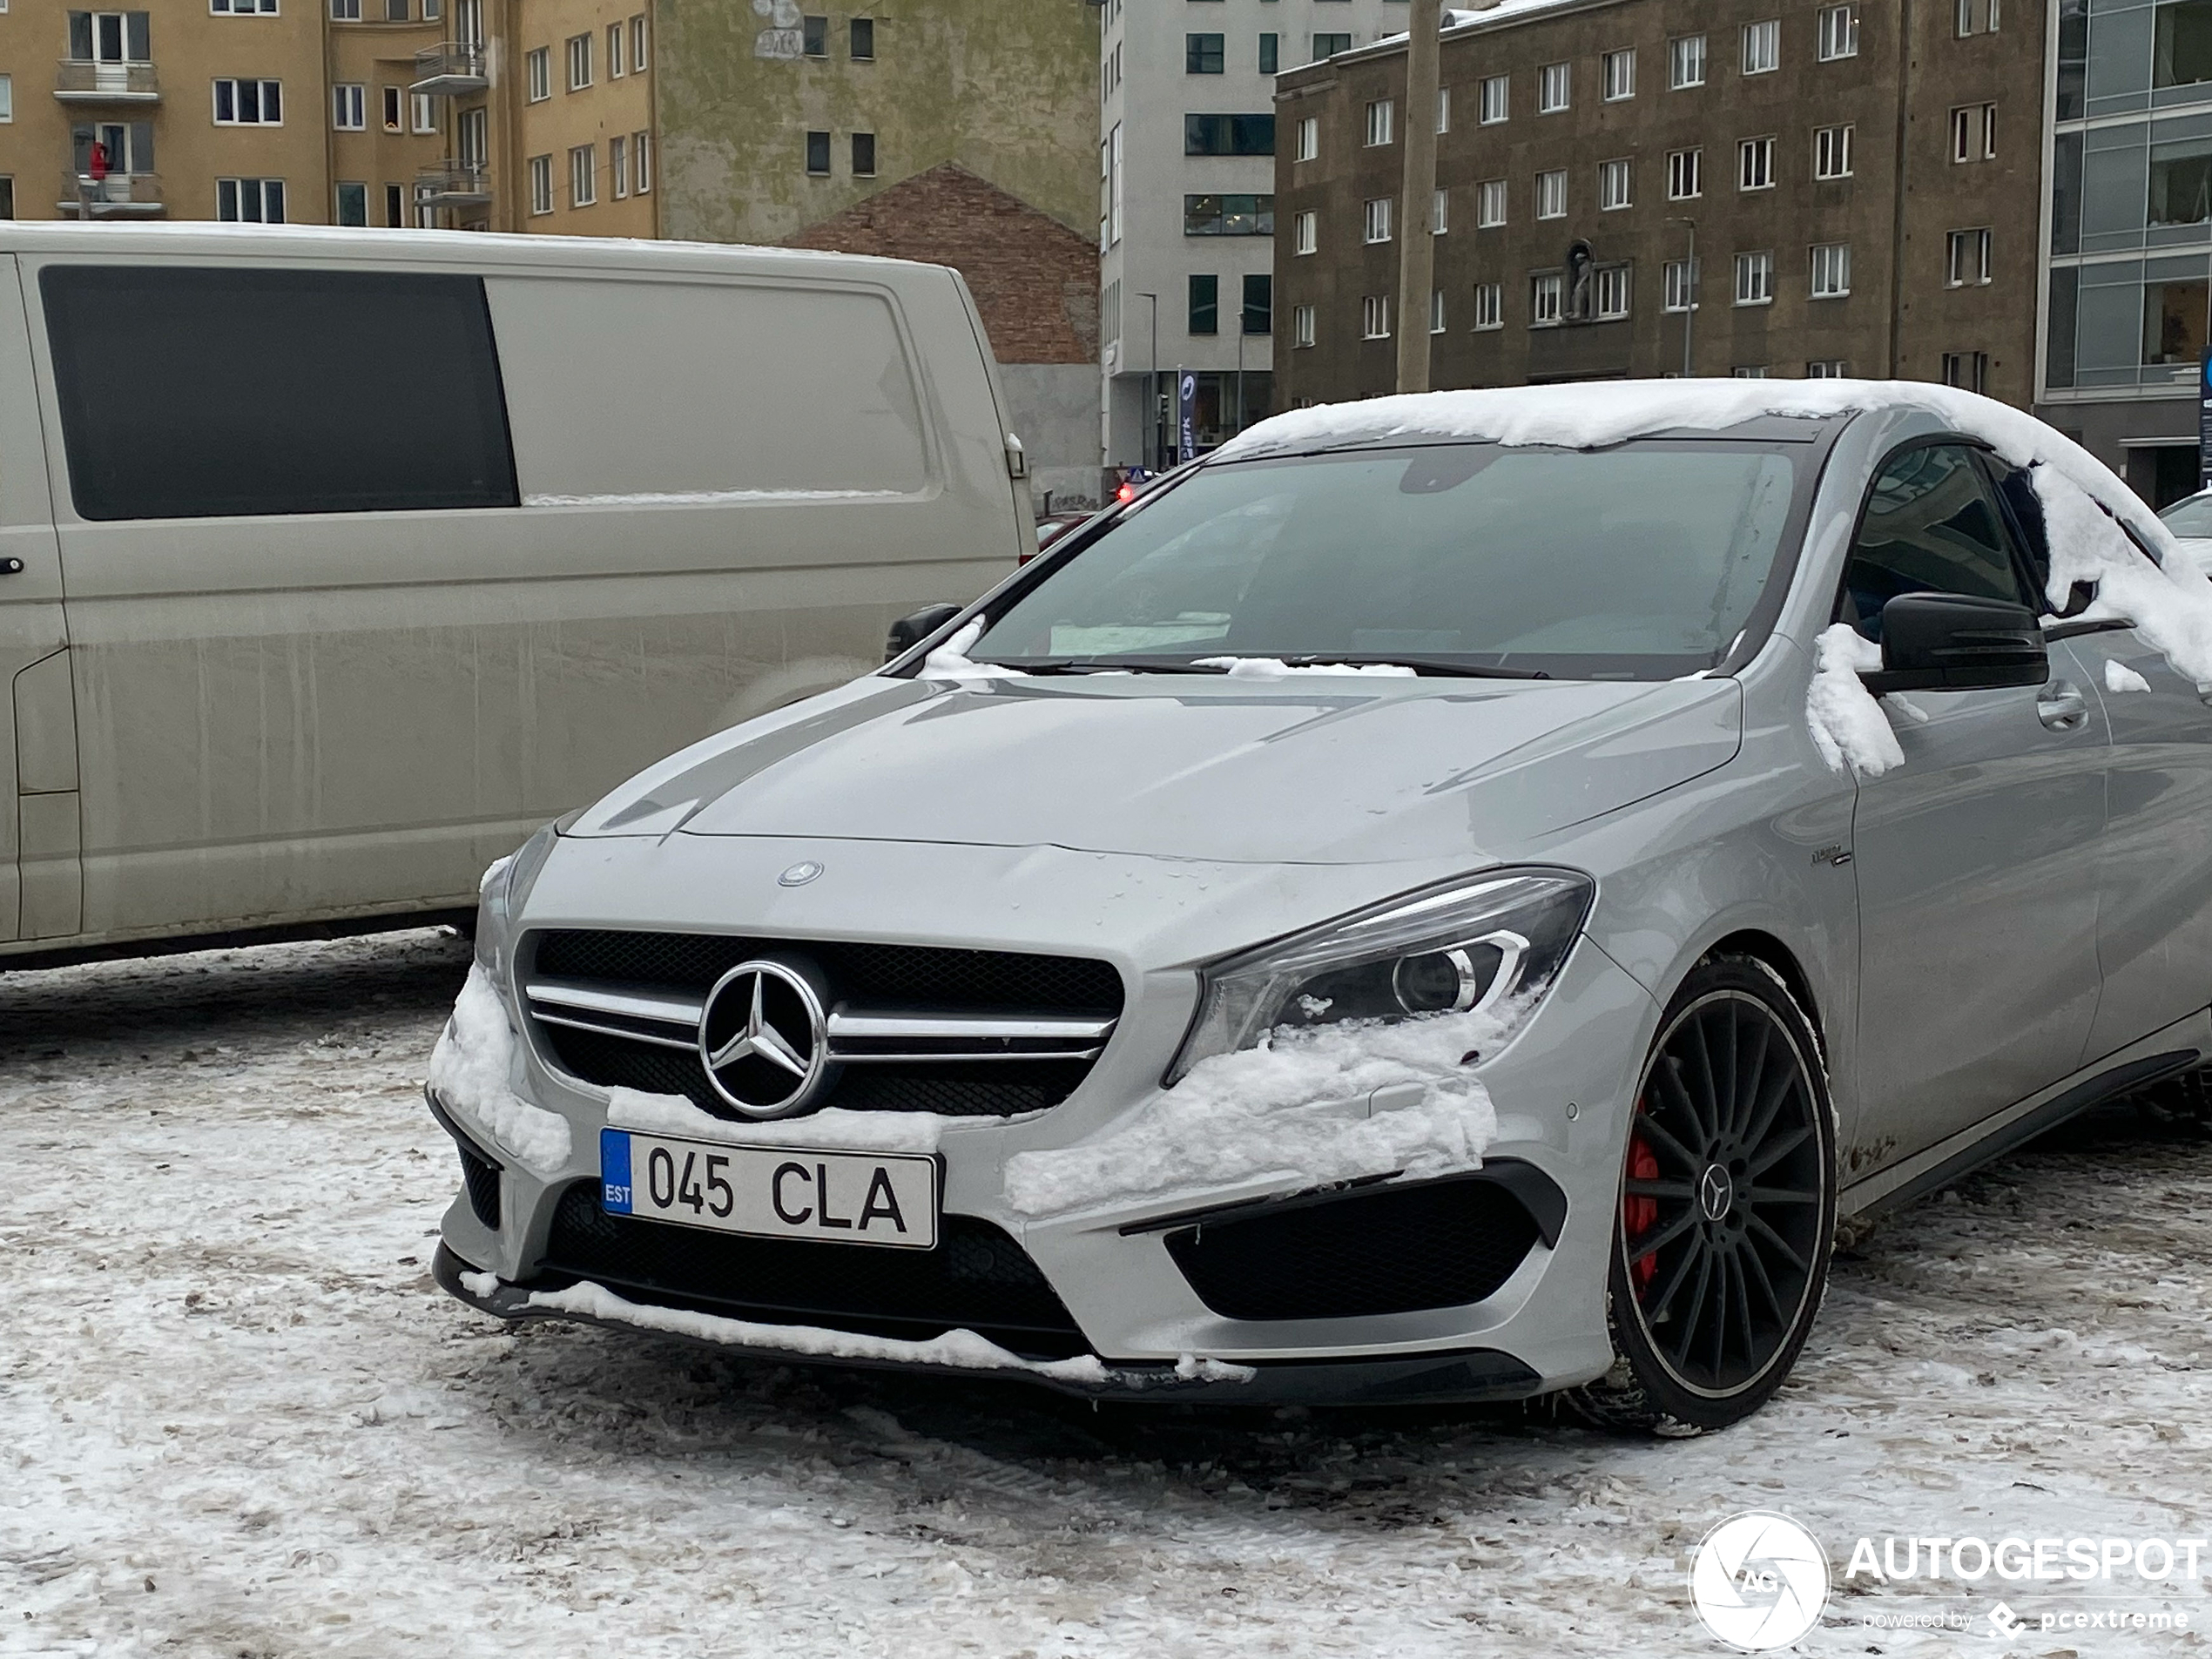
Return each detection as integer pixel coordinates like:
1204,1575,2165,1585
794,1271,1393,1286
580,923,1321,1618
698,960,831,1118
1698,1163,1735,1223
778,860,825,887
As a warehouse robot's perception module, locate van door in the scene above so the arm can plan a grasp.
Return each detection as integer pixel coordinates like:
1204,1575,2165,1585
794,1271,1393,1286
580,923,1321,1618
0,259,73,943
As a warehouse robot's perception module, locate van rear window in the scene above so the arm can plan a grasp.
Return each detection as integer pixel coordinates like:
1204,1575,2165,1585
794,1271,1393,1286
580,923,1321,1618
39,265,520,521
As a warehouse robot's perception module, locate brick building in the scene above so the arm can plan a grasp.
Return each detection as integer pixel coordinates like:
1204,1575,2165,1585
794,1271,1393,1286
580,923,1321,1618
1271,0,2040,406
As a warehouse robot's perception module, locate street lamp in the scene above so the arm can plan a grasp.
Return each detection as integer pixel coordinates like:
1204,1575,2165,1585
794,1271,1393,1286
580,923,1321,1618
1136,291,1159,471
1666,215,1696,378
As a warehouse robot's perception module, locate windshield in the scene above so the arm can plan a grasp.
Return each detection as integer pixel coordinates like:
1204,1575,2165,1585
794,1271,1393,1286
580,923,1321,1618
967,441,1807,681
2161,492,2212,537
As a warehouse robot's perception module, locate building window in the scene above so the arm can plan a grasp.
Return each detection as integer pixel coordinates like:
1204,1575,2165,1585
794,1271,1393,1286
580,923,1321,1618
1366,98,1394,145
1738,136,1775,191
1479,73,1507,123
1433,186,1448,233
1259,32,1278,73
1817,4,1858,60
212,0,281,12
805,130,829,174
383,182,402,225
610,134,628,197
1808,359,1848,377
1664,258,1699,312
1732,366,1770,379
634,130,651,192
802,14,826,56
1955,0,1975,35
1734,249,1775,305
850,17,872,59
1477,177,1507,226
1295,114,1318,161
1186,192,1274,236
1293,303,1316,347
1538,62,1569,112
1293,207,1317,253
526,46,549,101
528,152,552,214
1602,48,1635,100
1743,19,1780,73
1185,114,1275,156
1531,273,1562,326
1599,158,1631,210
1186,32,1224,73
1312,31,1351,62
1668,147,1702,199
1595,264,1631,319
1189,273,1218,335
216,177,285,221
1946,227,1993,285
570,143,596,206
1815,124,1853,179
1536,168,1566,219
332,81,363,129
1951,104,1995,161
1429,288,1447,334
1810,241,1851,297
335,180,366,225
330,0,359,18
1942,350,1989,391
632,13,648,69
566,32,591,90
1362,293,1391,338
213,78,283,125
411,91,435,132
1669,34,1707,88
381,84,401,130
1472,281,1501,329
1244,273,1271,335
1365,196,1393,243
851,132,875,175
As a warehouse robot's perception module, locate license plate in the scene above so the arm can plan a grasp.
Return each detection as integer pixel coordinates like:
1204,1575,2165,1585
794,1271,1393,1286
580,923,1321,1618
599,1129,939,1250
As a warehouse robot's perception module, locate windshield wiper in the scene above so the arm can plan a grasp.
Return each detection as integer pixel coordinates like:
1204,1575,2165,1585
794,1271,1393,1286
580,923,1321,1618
1271,654,1552,679
974,657,1233,676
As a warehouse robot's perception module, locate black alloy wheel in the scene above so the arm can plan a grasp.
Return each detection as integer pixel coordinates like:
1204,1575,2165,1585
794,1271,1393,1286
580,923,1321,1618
1574,955,1836,1434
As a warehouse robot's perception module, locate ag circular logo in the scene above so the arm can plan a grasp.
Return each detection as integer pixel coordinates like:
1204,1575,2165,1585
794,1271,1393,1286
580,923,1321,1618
698,960,832,1119
1689,1511,1830,1651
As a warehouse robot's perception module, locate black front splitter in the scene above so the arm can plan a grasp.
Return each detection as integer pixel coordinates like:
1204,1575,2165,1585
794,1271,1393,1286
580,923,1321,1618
434,1244,1544,1406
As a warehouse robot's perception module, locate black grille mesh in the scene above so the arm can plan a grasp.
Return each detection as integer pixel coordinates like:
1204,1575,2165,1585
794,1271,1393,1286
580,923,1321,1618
537,1182,1089,1360
1164,1175,1541,1322
459,1143,500,1231
527,930,1122,1121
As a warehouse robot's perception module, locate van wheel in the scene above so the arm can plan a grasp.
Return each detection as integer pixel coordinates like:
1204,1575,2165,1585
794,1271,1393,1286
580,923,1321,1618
1570,957,1836,1435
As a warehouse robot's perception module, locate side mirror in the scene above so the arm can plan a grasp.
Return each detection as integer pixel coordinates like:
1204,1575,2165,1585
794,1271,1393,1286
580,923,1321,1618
885,603,963,664
1860,593,2047,695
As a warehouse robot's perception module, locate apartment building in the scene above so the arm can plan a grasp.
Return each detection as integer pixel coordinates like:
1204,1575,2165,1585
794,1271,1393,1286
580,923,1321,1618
1101,0,1413,469
2040,0,2212,505
1272,0,2040,415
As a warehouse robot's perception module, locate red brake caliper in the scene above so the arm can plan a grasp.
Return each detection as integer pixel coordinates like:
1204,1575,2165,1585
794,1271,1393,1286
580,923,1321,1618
1623,1128,1661,1291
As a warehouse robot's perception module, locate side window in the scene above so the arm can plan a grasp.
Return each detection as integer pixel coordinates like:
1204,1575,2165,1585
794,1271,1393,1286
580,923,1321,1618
38,265,518,520
1838,443,2035,638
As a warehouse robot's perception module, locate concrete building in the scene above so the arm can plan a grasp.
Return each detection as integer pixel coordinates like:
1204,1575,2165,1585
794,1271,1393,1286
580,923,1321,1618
2039,0,2212,506
1099,0,1414,471
1271,0,2041,415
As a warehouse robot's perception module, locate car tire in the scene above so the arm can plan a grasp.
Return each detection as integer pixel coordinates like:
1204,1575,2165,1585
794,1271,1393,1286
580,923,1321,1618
1569,954,1837,1436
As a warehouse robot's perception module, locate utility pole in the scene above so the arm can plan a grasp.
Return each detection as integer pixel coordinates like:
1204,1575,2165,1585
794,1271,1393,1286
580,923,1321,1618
1395,0,1442,393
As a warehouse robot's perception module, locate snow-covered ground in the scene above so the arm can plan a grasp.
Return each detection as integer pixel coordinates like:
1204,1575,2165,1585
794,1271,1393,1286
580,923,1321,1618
3,931,2209,1657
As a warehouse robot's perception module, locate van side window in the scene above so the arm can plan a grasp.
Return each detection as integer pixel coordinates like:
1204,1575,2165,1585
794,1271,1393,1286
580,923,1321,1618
39,266,519,521
1838,443,2037,640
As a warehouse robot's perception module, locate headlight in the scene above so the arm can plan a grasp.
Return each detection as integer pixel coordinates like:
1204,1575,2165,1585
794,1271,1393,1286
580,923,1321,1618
475,820,560,976
1166,868,1595,1083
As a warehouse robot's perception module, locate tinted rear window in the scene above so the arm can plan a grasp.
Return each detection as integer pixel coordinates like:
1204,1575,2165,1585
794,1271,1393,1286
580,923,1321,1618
40,265,518,520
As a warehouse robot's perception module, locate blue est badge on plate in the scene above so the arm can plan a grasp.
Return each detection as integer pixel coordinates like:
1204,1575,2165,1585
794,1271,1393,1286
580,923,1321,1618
600,1128,633,1214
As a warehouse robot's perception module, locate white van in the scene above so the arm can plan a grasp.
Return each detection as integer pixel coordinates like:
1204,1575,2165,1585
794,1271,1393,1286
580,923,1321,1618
0,222,1028,963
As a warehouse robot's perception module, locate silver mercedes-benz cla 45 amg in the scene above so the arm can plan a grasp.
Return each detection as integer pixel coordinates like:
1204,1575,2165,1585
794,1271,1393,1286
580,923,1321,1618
429,382,2212,1432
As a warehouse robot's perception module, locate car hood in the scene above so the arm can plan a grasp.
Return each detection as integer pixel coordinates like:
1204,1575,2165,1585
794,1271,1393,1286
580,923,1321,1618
570,672,1742,866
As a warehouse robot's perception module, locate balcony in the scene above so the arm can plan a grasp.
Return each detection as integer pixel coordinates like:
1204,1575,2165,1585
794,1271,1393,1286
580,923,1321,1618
54,58,159,104
415,161,491,206
56,172,165,217
410,42,488,98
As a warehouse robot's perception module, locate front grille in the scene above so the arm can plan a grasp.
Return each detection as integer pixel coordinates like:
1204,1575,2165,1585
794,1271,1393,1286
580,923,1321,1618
524,929,1124,1122
1164,1173,1542,1322
458,1142,501,1230
536,1181,1089,1360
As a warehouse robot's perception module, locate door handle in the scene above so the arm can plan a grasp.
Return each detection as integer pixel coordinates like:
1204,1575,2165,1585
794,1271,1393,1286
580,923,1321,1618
0,558,22,577
2038,681,2089,732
